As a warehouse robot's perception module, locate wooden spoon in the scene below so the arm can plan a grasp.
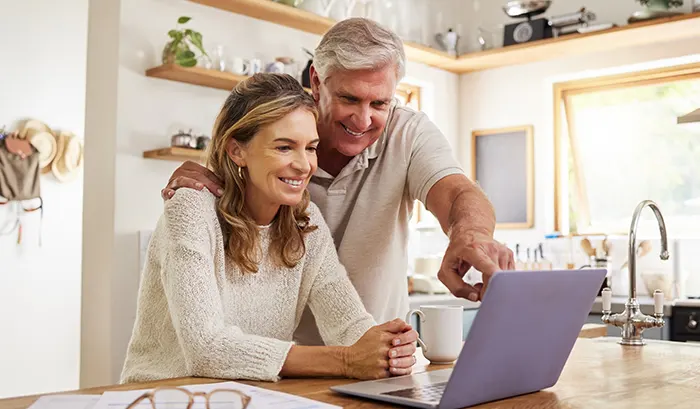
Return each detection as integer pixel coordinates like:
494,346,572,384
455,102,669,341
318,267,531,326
637,240,652,258
620,240,652,270
580,238,596,257
602,236,611,257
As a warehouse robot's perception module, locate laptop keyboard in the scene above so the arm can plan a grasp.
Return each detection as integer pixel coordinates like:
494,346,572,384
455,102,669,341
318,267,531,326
381,381,448,401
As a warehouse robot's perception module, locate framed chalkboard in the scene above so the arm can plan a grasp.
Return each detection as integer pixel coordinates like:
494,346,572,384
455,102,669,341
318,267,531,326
471,125,534,229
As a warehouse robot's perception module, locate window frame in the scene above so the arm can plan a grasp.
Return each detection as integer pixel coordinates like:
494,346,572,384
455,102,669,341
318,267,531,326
395,82,432,225
552,61,700,235
395,82,421,112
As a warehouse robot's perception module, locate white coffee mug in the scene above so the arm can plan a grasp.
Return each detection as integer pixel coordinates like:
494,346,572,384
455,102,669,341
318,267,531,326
230,57,249,75
406,305,463,364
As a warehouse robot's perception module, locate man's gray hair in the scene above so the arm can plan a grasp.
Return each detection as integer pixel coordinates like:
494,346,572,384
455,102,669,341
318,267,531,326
313,18,406,81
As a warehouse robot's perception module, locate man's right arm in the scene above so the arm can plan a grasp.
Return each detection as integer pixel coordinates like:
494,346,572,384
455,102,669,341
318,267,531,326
161,160,224,200
404,113,511,300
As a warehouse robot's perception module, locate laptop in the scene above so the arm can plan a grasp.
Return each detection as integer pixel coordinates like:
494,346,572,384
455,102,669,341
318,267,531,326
331,268,606,409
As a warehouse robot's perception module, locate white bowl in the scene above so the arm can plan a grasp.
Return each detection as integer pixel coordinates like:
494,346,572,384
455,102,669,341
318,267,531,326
641,271,673,299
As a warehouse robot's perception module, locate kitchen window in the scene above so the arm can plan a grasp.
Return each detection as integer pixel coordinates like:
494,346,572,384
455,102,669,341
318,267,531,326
395,83,435,227
395,82,421,112
554,62,700,236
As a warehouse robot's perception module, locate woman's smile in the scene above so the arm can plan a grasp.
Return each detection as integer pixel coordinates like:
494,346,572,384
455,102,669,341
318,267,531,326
279,177,306,189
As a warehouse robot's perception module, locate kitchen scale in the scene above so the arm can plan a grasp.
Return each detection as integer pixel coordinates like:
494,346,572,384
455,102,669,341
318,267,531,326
502,0,553,46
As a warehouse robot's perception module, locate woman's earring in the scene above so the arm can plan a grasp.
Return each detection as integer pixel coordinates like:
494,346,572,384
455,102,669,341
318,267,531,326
238,165,243,180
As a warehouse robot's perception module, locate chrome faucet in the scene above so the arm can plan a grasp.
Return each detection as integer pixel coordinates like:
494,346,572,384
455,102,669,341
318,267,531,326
601,200,670,346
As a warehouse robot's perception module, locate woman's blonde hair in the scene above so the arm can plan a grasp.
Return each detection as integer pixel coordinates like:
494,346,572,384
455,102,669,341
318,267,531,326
208,73,319,274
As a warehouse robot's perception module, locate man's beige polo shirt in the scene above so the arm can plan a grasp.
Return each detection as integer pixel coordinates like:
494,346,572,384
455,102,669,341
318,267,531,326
294,103,464,345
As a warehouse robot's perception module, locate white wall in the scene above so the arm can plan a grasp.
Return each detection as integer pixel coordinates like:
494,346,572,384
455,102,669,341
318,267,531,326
75,0,460,386
0,0,87,398
458,36,700,247
80,0,121,390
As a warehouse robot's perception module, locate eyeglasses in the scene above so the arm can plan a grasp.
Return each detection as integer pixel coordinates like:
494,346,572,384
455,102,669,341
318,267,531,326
125,386,252,409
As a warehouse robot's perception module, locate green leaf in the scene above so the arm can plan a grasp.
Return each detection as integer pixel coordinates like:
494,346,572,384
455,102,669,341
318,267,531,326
177,16,191,24
178,49,195,58
177,57,198,67
175,50,197,66
168,29,179,39
168,33,183,54
176,55,198,67
188,31,207,57
169,41,179,55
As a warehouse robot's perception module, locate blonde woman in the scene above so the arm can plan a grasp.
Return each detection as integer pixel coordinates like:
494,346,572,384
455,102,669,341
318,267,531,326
120,73,418,384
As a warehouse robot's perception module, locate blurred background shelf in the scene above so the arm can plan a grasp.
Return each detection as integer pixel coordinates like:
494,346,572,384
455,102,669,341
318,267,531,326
187,0,700,74
143,147,207,163
146,64,249,91
145,64,312,92
187,0,458,72
443,12,700,73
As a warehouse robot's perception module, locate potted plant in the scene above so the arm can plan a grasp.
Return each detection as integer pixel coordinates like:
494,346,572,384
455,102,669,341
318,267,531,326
629,0,684,22
162,16,208,67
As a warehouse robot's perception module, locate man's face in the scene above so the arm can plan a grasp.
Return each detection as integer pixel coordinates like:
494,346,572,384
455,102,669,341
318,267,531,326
312,65,397,158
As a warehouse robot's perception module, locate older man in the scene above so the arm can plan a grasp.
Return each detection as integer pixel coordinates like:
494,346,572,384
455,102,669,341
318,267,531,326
162,18,514,345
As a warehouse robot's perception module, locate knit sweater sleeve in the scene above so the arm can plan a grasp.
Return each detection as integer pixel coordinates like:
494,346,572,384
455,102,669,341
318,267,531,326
306,205,377,346
160,189,293,382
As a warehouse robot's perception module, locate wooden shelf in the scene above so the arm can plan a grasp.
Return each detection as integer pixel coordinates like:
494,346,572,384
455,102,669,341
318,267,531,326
187,0,700,74
143,147,207,163
142,64,314,163
146,64,312,92
146,64,247,91
188,0,458,71
443,12,700,73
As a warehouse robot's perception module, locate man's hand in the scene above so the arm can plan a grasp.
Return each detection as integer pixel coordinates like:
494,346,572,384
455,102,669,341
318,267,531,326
437,226,514,302
423,174,514,302
161,161,224,200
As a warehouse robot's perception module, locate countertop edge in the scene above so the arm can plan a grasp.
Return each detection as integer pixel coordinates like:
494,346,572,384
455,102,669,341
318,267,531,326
408,294,674,316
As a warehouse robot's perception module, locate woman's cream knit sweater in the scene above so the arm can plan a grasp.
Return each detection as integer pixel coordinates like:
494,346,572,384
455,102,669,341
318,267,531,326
120,188,376,383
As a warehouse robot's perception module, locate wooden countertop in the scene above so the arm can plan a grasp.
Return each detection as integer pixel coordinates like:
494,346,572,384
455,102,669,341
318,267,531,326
2,337,699,409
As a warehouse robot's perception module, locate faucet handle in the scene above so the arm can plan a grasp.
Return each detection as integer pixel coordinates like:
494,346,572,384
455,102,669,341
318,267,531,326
654,289,664,316
602,288,612,313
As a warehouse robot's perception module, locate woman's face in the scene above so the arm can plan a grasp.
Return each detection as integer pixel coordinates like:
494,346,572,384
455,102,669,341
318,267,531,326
230,108,319,214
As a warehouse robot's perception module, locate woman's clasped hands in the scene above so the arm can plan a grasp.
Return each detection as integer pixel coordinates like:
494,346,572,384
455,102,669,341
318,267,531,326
344,318,419,380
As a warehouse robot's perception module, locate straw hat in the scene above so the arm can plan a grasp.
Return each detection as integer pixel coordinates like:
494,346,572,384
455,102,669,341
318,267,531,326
19,119,51,140
29,131,58,173
51,131,84,182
